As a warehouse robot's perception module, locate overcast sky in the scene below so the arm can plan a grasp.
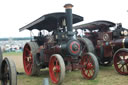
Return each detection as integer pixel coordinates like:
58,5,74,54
0,0,128,38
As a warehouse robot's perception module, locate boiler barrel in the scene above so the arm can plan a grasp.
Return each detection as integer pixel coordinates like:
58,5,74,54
112,37,128,48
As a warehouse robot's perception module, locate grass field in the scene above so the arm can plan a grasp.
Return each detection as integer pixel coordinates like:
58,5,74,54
3,52,128,85
3,52,22,56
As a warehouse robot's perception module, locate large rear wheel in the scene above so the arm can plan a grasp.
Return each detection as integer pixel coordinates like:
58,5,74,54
49,54,65,84
81,52,99,79
1,58,17,85
23,42,40,76
113,48,128,75
78,37,95,53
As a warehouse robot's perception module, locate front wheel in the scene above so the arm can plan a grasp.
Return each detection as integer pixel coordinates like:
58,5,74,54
80,52,99,80
49,54,65,84
113,48,128,75
1,58,17,85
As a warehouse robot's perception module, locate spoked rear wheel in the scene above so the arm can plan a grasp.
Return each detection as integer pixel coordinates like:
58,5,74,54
81,52,99,80
23,42,40,76
113,48,128,75
1,58,17,85
49,54,65,84
78,37,95,53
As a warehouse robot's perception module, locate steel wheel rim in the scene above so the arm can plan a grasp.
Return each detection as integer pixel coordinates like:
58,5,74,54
81,54,95,79
23,44,33,75
114,50,128,75
49,56,60,84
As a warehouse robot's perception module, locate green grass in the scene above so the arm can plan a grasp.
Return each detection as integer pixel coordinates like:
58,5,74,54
4,52,128,85
3,52,22,56
17,66,128,85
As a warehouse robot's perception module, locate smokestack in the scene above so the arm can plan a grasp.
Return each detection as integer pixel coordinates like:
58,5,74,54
64,4,73,32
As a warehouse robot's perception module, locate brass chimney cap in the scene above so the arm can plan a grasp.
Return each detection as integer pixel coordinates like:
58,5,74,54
64,4,73,9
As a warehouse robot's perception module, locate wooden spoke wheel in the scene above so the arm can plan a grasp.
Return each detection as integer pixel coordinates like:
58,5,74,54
49,54,65,84
1,58,17,85
81,52,99,80
113,48,128,75
23,42,40,76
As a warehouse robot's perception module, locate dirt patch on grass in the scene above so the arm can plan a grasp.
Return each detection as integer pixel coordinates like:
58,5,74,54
3,54,23,72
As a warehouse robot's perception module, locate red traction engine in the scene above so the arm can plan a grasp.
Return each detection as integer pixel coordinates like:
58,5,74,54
0,47,17,85
74,21,128,75
19,4,99,84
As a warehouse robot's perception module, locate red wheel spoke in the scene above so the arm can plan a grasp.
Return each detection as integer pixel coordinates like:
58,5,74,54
55,66,60,73
117,56,121,62
55,59,59,66
88,56,93,64
26,64,30,69
91,69,94,74
29,64,32,73
55,72,59,80
25,48,30,53
119,65,123,70
24,57,28,61
29,53,32,58
26,62,31,71
88,70,92,76
87,58,90,64
87,70,89,76
91,65,94,69
83,56,87,65
86,61,89,67
123,56,125,60
83,56,86,62
123,66,125,72
125,59,128,63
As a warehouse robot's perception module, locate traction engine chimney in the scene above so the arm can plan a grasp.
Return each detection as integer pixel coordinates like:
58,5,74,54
64,4,74,37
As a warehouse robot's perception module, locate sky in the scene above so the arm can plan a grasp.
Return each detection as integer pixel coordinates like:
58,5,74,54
0,0,128,38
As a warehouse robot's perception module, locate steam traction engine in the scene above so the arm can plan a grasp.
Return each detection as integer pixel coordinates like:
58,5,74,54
19,4,99,84
0,47,17,85
74,20,128,75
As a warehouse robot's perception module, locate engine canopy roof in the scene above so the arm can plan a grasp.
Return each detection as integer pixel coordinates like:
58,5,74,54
19,12,83,32
74,20,116,31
